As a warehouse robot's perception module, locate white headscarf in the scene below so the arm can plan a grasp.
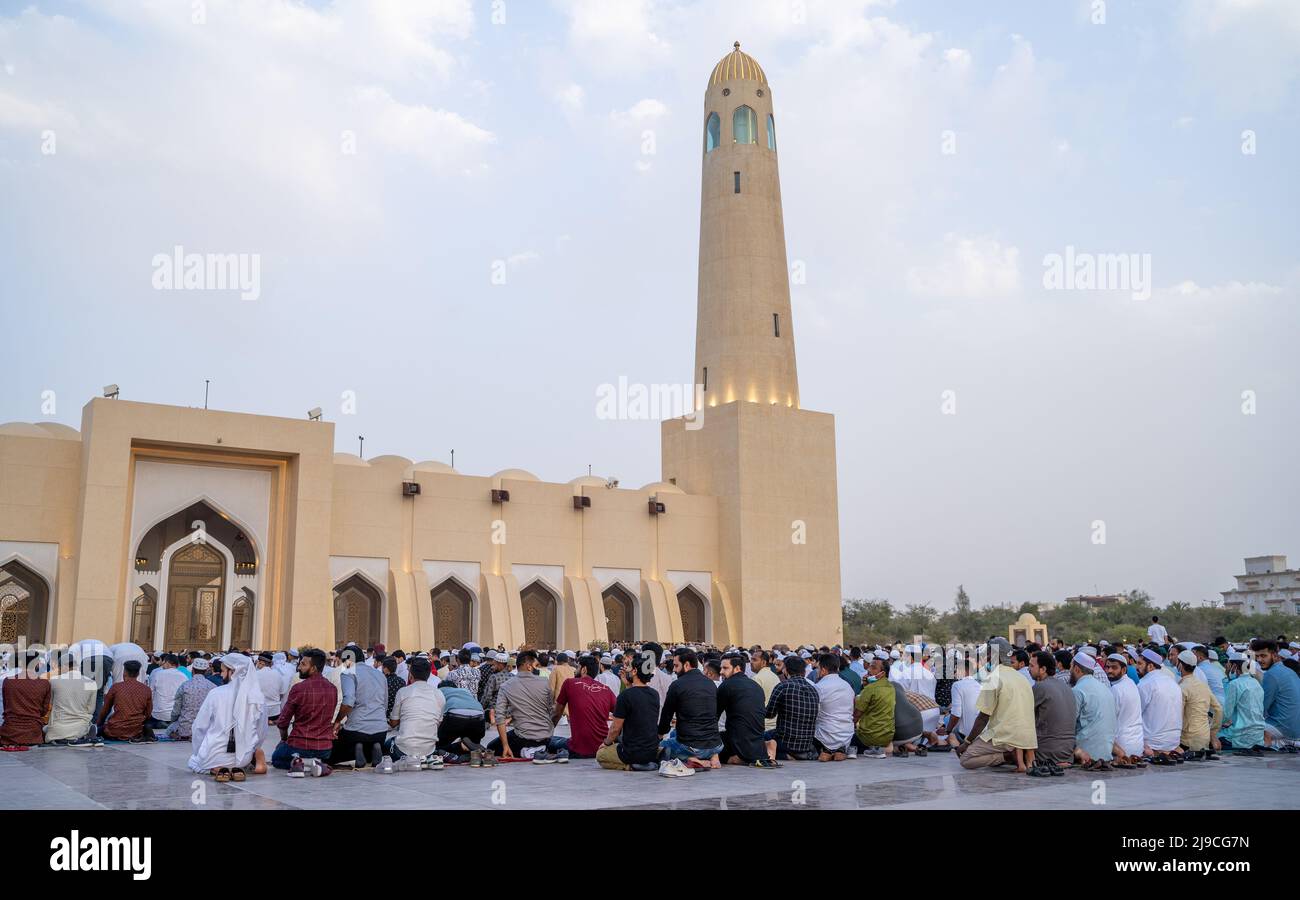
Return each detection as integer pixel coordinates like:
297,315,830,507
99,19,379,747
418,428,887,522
187,652,267,772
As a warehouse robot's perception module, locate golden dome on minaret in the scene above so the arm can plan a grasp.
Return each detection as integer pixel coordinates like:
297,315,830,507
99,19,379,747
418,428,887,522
710,41,768,86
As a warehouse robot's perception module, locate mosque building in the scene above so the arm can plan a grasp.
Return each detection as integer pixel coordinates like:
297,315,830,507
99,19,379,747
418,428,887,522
0,43,843,653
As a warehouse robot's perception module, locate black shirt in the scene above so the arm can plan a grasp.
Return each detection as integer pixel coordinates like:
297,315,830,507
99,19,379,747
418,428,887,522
717,673,767,761
657,668,722,748
613,686,660,765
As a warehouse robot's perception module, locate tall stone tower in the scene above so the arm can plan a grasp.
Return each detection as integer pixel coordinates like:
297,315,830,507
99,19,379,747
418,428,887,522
662,43,842,646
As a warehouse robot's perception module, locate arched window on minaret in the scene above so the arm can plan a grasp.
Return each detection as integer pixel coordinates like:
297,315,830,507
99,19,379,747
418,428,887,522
732,105,756,144
767,114,777,151
705,112,720,153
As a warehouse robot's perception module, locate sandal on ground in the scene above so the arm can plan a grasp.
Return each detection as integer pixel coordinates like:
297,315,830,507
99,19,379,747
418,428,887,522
230,767,246,782
213,768,232,782
1026,764,1053,777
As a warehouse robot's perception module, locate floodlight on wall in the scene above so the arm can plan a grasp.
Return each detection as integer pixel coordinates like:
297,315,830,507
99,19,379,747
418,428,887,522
573,496,591,510
103,384,120,399
491,489,510,503
402,481,421,497
307,407,323,421
648,498,666,516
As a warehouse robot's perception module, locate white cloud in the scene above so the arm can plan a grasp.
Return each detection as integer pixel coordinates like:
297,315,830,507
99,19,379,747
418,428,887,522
906,235,1022,300
1161,279,1284,300
557,0,671,73
507,250,542,268
1180,0,1300,110
609,98,669,126
554,83,586,116
352,86,494,174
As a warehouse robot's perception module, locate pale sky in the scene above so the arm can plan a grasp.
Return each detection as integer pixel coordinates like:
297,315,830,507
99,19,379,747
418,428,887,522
1,0,1297,612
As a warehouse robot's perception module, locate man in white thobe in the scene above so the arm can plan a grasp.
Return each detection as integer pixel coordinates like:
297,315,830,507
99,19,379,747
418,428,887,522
1105,653,1144,763
188,653,268,775
1136,648,1182,758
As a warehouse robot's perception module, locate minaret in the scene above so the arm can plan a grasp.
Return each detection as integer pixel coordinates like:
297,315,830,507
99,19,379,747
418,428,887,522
696,42,799,409
662,43,842,647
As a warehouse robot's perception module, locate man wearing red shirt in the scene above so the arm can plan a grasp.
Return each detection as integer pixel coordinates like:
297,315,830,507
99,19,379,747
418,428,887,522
553,656,617,758
272,649,337,771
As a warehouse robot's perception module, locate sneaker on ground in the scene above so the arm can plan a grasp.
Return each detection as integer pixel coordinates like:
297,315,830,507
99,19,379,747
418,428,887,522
552,749,570,763
658,758,695,777
375,755,395,774
287,755,305,778
845,746,858,759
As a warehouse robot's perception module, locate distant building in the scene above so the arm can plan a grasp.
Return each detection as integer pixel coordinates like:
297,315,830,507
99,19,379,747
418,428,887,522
1221,556,1300,616
1065,594,1125,609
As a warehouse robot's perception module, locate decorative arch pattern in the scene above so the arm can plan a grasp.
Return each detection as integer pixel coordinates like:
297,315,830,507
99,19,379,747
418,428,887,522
732,105,756,144
677,585,707,643
333,573,382,650
130,585,157,648
431,578,474,649
0,560,48,644
601,583,637,645
519,580,558,649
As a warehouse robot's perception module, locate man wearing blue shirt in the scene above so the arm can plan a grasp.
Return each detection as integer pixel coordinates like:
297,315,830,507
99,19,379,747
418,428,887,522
1194,645,1225,705
1252,638,1300,749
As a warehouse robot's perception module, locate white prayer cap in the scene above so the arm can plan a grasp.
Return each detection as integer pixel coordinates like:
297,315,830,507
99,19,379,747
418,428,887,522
1080,646,1098,657
288,648,300,657
439,650,451,658
1106,653,1127,664
1290,642,1300,650
1226,650,1247,662
874,650,891,660
904,644,921,654
494,652,509,663
889,650,901,660
190,657,210,671
1141,649,1163,666
1177,649,1199,667
1125,645,1141,663
799,650,811,659
1281,649,1295,660
600,655,614,665
470,652,481,661
1072,653,1096,671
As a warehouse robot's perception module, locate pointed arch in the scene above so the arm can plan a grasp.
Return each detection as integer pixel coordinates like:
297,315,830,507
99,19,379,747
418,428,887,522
704,111,720,153
601,582,638,644
518,578,559,649
0,559,49,644
130,584,157,648
230,588,255,650
132,494,262,570
430,576,475,649
164,539,226,652
677,585,709,643
333,572,382,649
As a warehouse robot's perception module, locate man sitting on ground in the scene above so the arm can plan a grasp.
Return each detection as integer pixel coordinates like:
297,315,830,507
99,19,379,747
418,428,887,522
271,649,335,774
657,648,724,768
188,652,269,778
1070,653,1118,770
598,650,661,772
166,656,216,740
553,655,616,759
1220,650,1265,755
146,653,187,730
1027,650,1074,774
1136,648,1183,763
812,653,855,761
717,652,774,767
437,678,487,757
852,655,895,758
255,652,284,724
1104,652,1145,768
387,656,445,766
96,659,154,742
1176,648,1223,760
957,639,1037,773
763,654,819,761
491,650,568,761
45,651,99,746
331,644,390,769
1252,639,1300,750
0,651,50,747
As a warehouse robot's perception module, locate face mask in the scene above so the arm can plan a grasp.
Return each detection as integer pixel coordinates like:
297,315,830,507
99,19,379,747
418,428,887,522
867,675,877,683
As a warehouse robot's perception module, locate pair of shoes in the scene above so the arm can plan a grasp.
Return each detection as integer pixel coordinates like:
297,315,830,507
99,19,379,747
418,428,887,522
1027,764,1053,777
658,758,695,777
863,746,887,759
374,756,395,774
482,750,498,767
305,758,330,777
844,745,858,759
521,745,545,760
287,755,305,777
531,749,570,765
469,749,482,767
214,768,232,782
914,746,928,757
894,746,908,758
421,753,445,770
751,757,780,769
629,761,659,772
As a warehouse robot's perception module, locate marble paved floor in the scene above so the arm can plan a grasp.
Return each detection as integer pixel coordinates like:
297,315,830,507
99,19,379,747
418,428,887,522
4,736,1298,810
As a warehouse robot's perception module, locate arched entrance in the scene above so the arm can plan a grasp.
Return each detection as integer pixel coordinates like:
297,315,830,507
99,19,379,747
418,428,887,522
431,579,473,649
519,580,558,649
602,583,636,644
130,585,157,648
0,560,49,644
333,574,381,649
677,586,707,643
165,542,226,652
230,589,255,650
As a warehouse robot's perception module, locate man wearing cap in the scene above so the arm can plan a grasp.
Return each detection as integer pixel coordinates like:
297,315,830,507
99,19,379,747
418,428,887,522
1192,645,1225,706
1070,653,1117,770
1104,652,1145,767
597,654,621,697
956,639,1037,773
1135,648,1183,762
1250,639,1300,749
166,656,216,740
478,652,511,722
1176,648,1222,759
255,651,284,722
1220,650,1265,754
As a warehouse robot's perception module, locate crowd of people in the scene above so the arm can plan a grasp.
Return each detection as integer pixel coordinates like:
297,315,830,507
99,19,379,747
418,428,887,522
2,613,1299,784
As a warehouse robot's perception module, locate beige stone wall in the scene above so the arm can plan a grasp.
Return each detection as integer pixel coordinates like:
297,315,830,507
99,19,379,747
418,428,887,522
697,60,799,410
663,400,842,647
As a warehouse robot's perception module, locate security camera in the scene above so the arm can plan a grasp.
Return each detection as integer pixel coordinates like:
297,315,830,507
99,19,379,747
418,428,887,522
103,384,120,399
307,407,323,421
